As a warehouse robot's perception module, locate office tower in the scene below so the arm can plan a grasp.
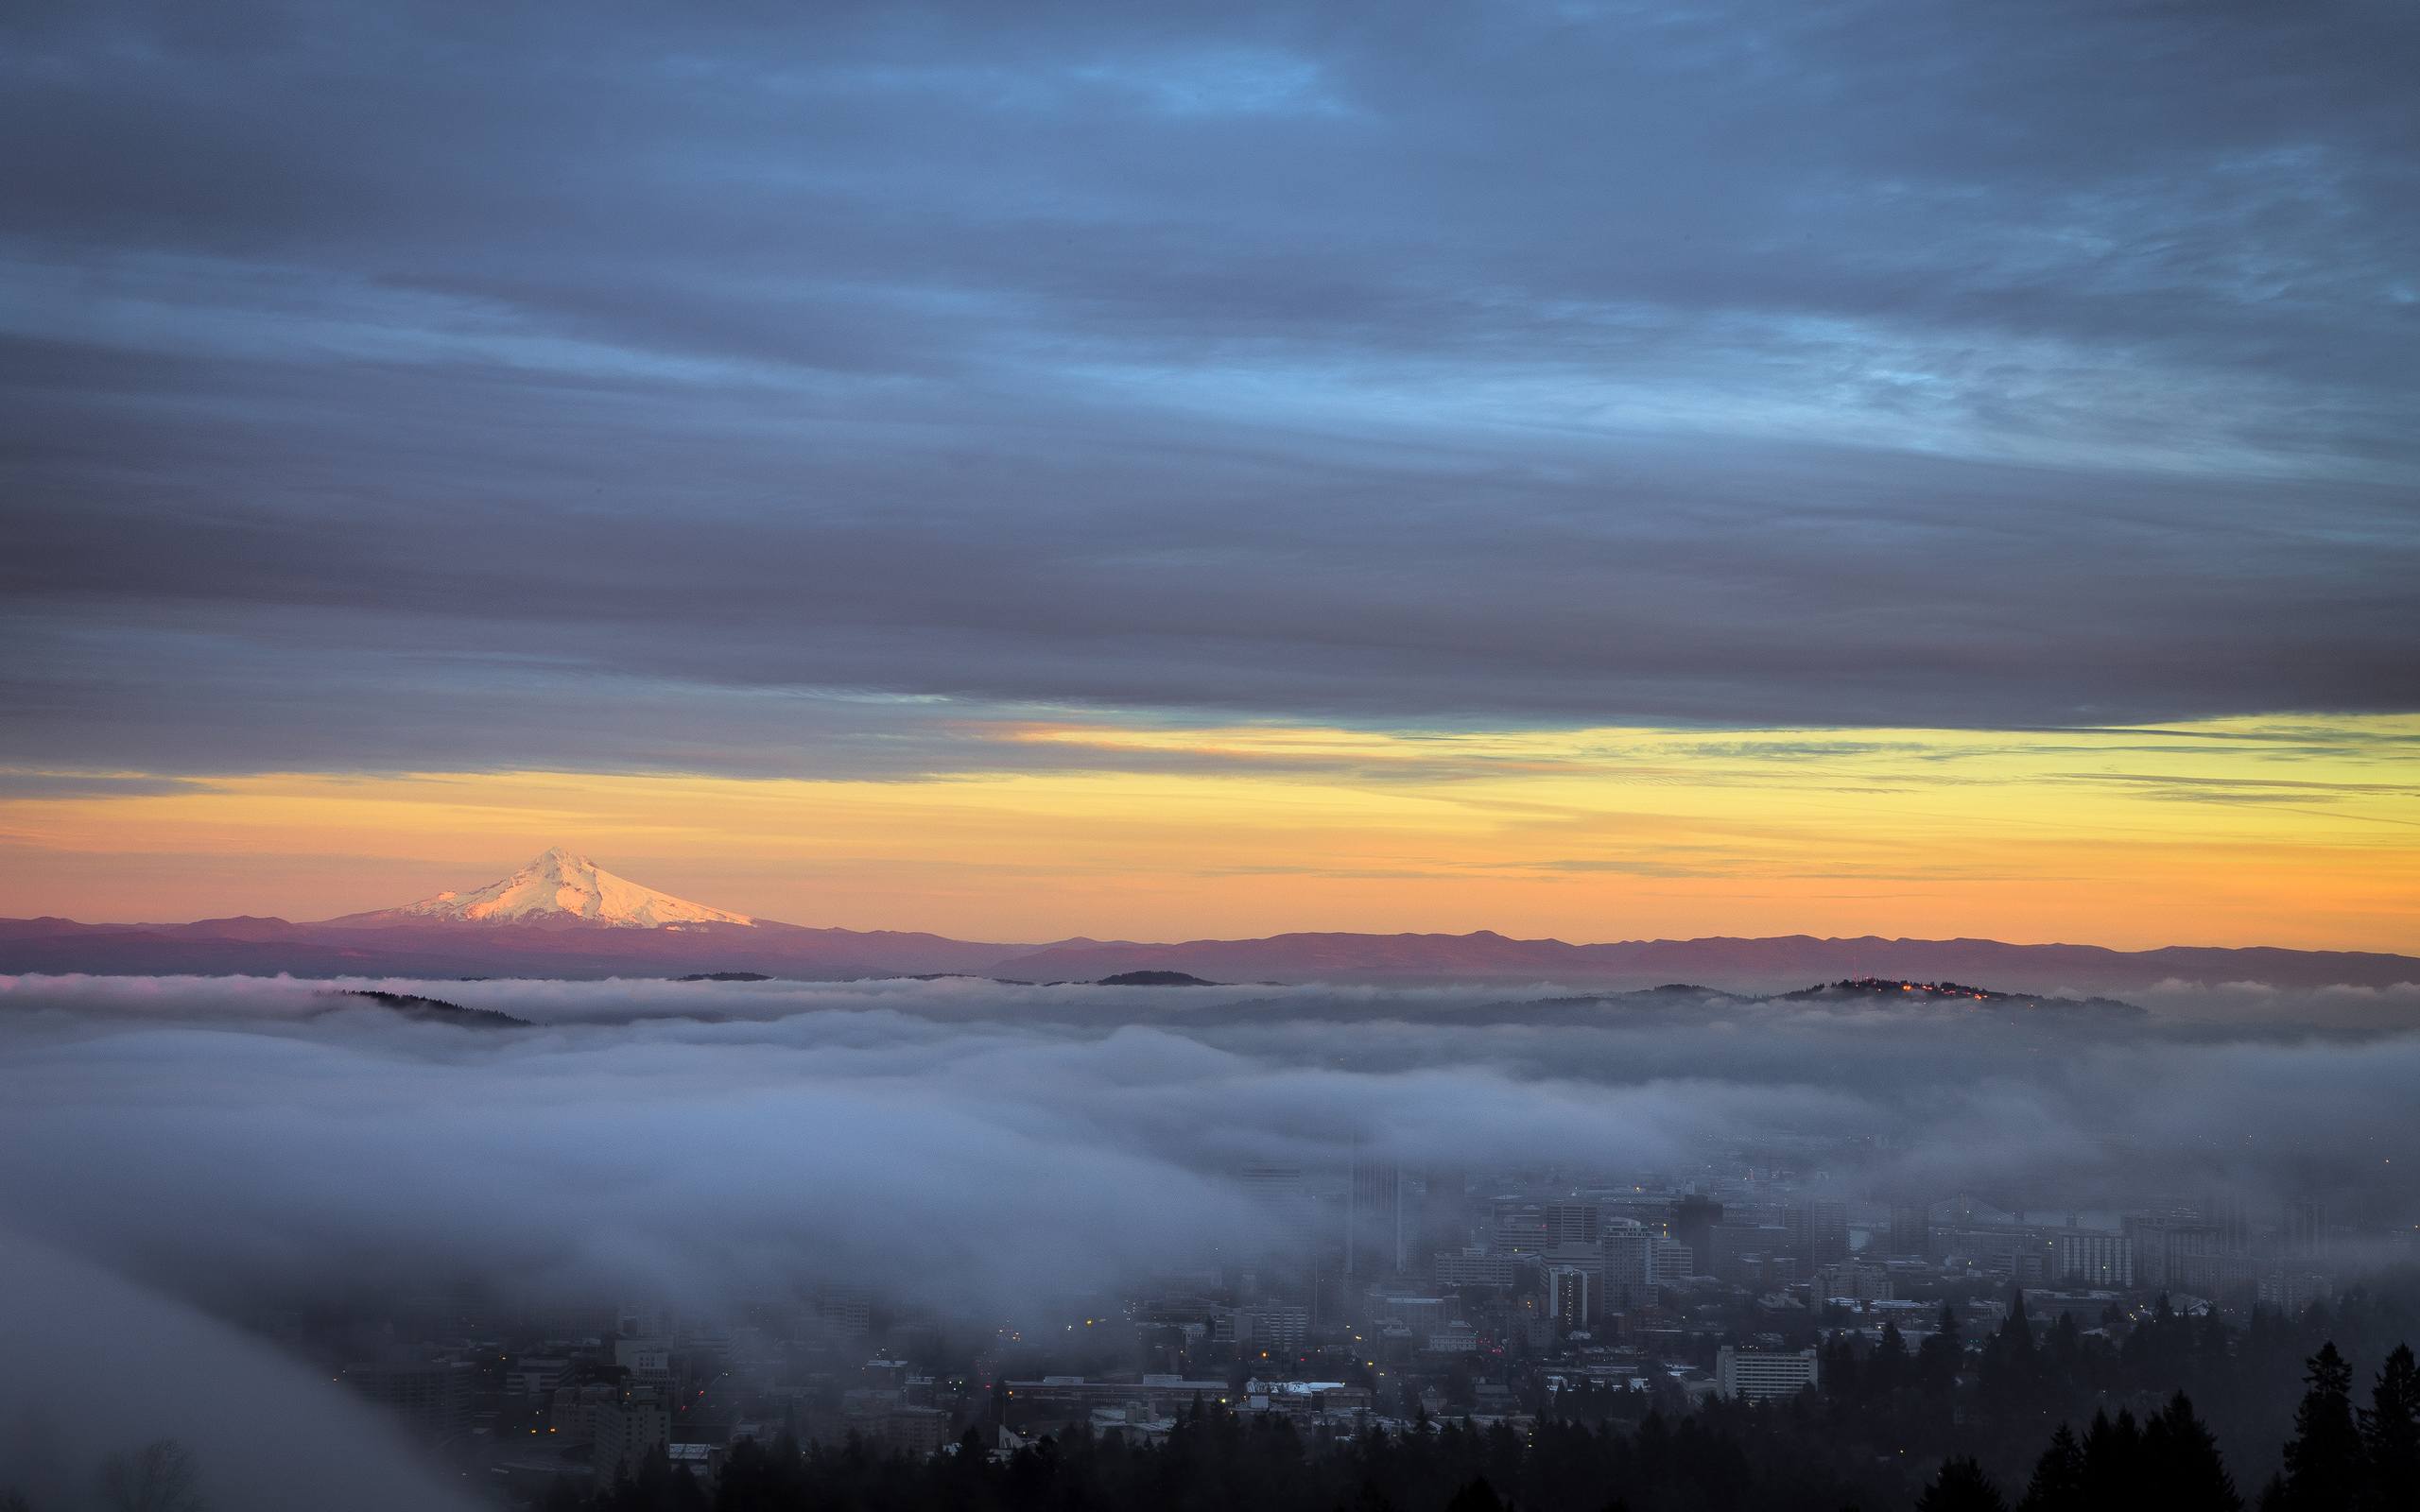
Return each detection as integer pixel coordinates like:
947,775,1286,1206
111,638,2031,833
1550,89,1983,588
1648,1236,1693,1283
1543,1202,1602,1247
1239,1164,1314,1246
339,1358,475,1444
2052,1231,2134,1287
2203,1193,2253,1254
1813,1262,1893,1302
1547,1266,1595,1330
1786,1200,1850,1266
1239,1163,1305,1204
592,1387,669,1481
1674,1194,1724,1265
1715,1346,1820,1400
1348,1143,1407,1278
1434,1249,1518,1288
1420,1164,1471,1247
1602,1222,1651,1286
2286,1198,2328,1259
1708,1223,1790,1286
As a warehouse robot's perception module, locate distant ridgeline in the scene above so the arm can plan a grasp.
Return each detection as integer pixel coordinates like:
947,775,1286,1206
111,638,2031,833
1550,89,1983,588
1088,970,1222,987
323,989,530,1028
1781,977,2145,1015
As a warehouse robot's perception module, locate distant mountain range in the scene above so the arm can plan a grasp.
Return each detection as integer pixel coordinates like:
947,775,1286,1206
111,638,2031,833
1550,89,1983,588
4,848,2413,994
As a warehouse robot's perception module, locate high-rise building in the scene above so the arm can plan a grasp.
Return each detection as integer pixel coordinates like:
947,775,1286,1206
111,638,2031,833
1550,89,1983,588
2286,1198,2328,1259
1348,1146,1407,1278
1543,1202,1602,1247
1602,1222,1651,1286
2258,1267,2332,1313
1716,1347,1819,1400
1674,1195,1724,1264
1239,1164,1316,1250
811,1284,871,1344
1786,1200,1850,1267
2203,1194,2253,1255
593,1387,669,1480
2053,1231,2134,1287
1708,1223,1791,1285
1434,1249,1519,1288
1547,1266,1595,1330
1420,1165,1471,1247
1369,1295,1449,1332
1813,1262,1894,1302
1239,1164,1305,1203
340,1358,474,1444
1228,1304,1309,1352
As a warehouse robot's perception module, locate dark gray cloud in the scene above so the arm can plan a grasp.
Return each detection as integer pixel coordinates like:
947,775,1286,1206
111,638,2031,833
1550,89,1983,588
4,1,2416,775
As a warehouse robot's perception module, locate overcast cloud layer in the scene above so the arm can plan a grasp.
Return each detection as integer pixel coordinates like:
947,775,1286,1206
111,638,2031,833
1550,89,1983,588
4,0,2417,780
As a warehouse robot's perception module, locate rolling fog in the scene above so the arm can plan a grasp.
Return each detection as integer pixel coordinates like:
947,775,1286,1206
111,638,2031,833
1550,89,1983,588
2,971,2417,1502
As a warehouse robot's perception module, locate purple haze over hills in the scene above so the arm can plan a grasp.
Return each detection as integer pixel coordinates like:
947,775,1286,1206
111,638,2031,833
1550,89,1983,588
3,913,2414,995
4,850,2411,992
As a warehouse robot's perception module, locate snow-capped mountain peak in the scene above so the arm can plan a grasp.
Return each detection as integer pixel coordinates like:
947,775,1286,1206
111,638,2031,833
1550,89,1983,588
376,847,754,928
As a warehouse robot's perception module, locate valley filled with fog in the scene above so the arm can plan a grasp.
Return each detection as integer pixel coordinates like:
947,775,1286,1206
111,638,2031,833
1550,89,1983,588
2,973,2415,1505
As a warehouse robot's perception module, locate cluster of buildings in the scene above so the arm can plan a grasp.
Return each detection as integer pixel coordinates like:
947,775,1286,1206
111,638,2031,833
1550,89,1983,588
305,1155,2395,1505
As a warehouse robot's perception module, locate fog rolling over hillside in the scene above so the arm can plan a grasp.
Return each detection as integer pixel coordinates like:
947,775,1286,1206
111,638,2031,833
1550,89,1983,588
3,971,2418,1503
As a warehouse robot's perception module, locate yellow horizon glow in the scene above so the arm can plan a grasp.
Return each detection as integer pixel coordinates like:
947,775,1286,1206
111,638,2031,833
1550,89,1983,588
1,713,2414,951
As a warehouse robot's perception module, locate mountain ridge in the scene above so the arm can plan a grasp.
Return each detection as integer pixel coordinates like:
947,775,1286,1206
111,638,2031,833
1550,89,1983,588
3,849,2414,994
327,847,753,929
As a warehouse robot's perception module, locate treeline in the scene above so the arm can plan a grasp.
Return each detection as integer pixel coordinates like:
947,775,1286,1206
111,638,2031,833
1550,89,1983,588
1796,1283,2420,1493
555,1335,2419,1512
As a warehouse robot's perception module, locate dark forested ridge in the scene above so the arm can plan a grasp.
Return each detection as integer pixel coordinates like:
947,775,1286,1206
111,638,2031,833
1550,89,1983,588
329,988,533,1028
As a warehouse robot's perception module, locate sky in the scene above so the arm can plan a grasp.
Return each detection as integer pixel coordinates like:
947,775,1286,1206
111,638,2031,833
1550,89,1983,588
3,1,2416,946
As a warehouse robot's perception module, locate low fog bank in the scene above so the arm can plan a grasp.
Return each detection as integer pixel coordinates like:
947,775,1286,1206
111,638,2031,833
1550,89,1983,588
2,970,2416,1498
0,1232,476,1510
4,973,2415,1314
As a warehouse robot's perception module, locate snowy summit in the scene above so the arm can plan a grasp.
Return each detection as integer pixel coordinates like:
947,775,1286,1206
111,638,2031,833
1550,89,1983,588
372,847,754,929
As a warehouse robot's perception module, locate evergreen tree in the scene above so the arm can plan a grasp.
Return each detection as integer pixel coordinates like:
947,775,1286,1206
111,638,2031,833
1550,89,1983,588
2277,1342,2362,1511
1920,1302,1964,1391
1981,1288,2040,1414
2081,1407,2145,1509
1443,1478,1506,1512
2140,1393,2239,1511
2359,1342,2419,1511
1872,1318,1910,1396
1916,1456,2006,1512
2016,1424,2083,1512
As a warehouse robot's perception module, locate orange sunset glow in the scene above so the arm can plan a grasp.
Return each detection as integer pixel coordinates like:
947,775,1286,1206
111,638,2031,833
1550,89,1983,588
7,715,2413,948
